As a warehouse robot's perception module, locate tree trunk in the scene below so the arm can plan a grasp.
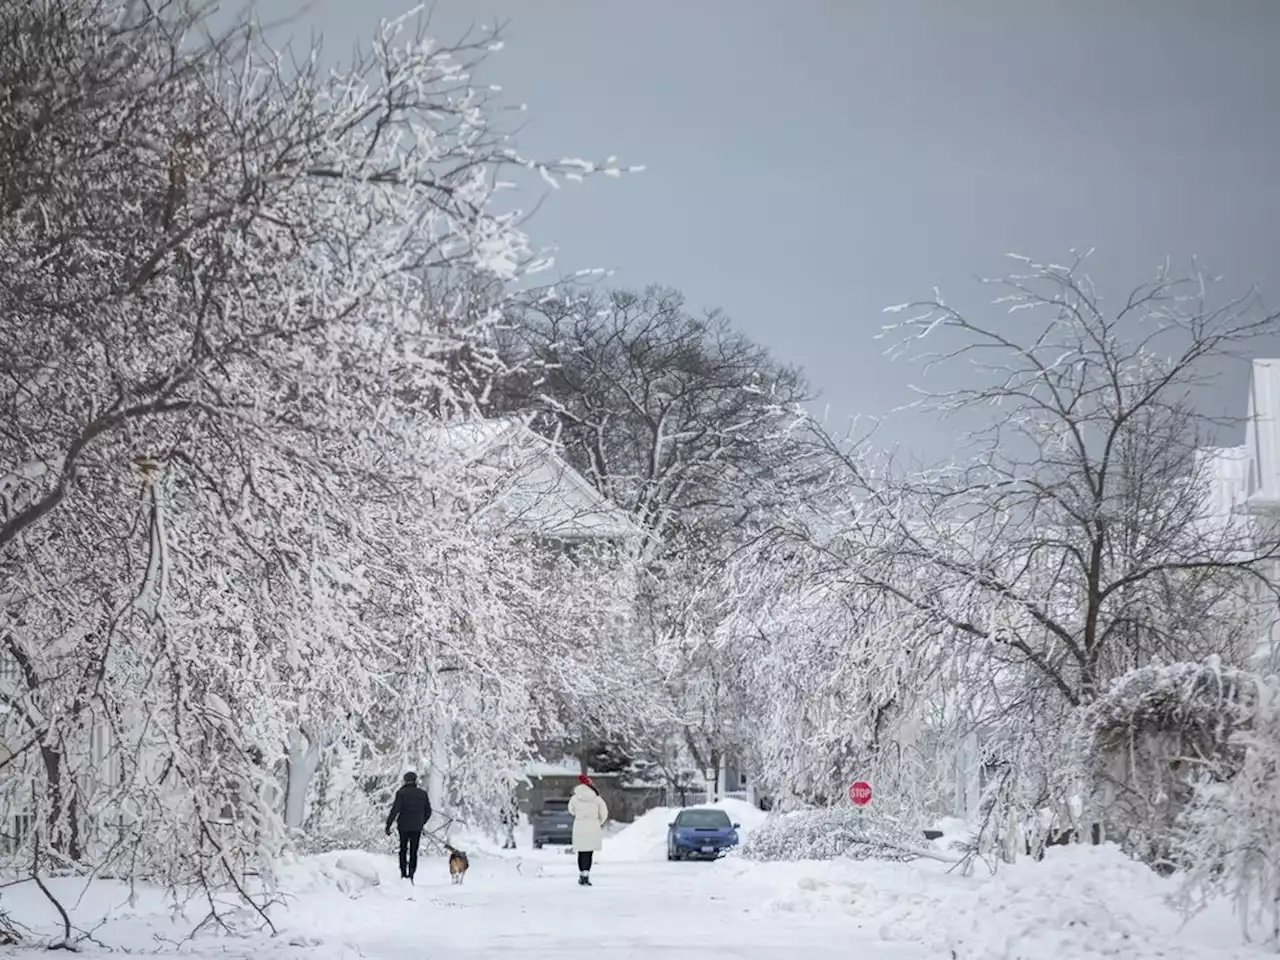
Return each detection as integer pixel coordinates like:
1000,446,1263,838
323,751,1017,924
284,729,323,831
427,722,450,833
704,749,722,804
40,745,80,861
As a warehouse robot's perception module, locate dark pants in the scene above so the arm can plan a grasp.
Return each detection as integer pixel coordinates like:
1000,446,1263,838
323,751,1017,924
577,850,594,873
399,830,422,879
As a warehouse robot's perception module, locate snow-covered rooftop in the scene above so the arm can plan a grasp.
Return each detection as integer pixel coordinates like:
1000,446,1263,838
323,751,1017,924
425,417,641,542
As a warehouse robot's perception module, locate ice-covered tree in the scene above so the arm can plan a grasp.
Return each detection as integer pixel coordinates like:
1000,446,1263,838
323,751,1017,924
711,524,937,811
491,286,815,793
724,254,1280,863
1175,671,1280,945
811,256,1272,810
0,0,638,935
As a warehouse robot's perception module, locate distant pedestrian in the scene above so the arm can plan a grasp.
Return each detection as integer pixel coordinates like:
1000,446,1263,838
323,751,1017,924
568,774,609,886
385,772,432,883
500,795,519,850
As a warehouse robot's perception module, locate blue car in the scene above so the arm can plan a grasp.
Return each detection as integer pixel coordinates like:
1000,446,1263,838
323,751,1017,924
666,807,740,861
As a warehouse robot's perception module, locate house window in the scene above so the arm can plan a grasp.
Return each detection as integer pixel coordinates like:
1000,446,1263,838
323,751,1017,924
739,773,748,788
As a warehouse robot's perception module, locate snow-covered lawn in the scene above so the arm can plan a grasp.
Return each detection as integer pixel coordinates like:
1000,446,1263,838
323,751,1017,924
0,810,1269,959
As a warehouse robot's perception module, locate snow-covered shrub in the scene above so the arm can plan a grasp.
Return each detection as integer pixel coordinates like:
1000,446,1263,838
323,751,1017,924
1176,673,1280,945
740,806,932,863
295,789,388,857
1074,659,1261,869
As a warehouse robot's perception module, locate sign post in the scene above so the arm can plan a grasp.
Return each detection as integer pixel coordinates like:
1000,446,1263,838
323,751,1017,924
849,780,872,807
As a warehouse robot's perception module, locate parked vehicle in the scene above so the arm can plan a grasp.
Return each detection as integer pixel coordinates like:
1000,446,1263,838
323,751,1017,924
531,798,574,849
666,807,740,861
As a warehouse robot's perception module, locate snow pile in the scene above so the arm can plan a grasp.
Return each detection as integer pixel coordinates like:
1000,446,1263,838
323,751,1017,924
764,842,1257,960
741,805,930,862
931,815,973,841
275,850,391,895
607,799,766,861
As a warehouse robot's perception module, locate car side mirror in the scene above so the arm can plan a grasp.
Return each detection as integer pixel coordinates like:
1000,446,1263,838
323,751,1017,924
733,823,741,829
667,822,675,828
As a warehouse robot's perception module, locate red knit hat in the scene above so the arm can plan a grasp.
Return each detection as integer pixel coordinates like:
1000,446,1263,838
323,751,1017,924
578,774,593,786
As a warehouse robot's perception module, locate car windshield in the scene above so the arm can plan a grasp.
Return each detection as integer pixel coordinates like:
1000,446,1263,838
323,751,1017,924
542,799,570,812
676,809,732,829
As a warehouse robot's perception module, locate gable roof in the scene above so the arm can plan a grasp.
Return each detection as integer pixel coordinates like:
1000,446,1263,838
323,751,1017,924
427,417,641,542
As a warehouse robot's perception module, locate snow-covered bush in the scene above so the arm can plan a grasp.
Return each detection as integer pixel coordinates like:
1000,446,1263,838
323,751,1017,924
1074,659,1261,869
740,806,934,863
1176,673,1280,945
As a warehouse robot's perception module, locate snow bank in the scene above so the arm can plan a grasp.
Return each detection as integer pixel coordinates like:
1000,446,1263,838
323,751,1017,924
275,850,392,895
607,799,767,862
760,842,1257,960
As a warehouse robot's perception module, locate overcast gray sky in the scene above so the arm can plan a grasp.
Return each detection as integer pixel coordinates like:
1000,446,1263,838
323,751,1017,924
244,0,1280,454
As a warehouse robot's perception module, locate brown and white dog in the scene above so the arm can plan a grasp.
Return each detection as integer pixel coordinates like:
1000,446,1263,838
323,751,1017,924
444,844,469,884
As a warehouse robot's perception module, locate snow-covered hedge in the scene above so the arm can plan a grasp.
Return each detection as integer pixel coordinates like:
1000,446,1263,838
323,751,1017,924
1073,658,1262,868
740,806,934,863
1176,673,1280,947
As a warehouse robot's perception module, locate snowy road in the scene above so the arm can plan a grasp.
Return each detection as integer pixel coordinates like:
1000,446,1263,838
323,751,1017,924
5,842,1267,959
6,847,927,959
333,854,929,960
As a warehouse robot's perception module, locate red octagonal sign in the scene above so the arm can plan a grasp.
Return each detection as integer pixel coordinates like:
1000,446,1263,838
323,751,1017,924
849,781,872,806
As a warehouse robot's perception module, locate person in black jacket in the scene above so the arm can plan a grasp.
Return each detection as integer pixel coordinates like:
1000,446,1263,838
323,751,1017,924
385,772,432,881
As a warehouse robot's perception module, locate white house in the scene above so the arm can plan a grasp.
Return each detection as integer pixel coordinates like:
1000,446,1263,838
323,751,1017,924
1195,358,1280,671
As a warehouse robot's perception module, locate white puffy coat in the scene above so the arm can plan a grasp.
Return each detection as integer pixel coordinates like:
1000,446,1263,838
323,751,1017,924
568,783,609,852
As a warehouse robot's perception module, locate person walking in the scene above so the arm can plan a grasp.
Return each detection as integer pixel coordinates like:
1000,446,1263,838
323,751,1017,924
385,772,432,883
500,794,519,850
568,774,608,886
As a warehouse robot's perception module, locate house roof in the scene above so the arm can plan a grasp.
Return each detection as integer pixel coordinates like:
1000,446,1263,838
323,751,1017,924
427,417,642,542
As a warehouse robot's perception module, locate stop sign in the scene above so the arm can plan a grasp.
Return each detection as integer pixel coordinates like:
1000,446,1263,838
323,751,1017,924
849,781,872,806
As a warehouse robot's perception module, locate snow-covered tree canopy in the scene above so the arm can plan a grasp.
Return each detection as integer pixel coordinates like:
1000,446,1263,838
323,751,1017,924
490,285,822,786
796,255,1280,709
710,527,939,808
0,0,642,924
712,255,1280,866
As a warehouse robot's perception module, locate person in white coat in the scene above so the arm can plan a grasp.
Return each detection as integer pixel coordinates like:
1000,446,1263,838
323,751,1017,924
568,774,609,886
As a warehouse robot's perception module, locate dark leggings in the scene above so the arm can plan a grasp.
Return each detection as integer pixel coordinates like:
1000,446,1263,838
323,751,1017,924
577,850,594,872
399,830,422,878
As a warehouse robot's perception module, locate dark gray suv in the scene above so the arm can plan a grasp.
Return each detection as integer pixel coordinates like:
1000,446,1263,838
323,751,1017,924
531,798,573,849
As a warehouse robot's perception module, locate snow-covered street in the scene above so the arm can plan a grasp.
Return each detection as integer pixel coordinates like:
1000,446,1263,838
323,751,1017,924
310,855,928,960
5,835,1270,960
6,849,928,960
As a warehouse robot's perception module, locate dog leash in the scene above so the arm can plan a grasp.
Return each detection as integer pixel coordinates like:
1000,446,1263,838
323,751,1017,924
423,815,461,851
